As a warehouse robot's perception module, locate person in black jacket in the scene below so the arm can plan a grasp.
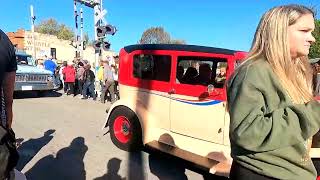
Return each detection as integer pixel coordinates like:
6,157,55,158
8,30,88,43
81,64,96,100
0,29,20,179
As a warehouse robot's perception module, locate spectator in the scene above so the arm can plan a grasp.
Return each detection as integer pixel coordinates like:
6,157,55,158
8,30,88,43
227,5,318,179
81,64,96,100
59,61,67,93
37,62,44,69
43,56,57,74
100,58,115,104
111,57,119,99
62,62,76,96
76,62,85,97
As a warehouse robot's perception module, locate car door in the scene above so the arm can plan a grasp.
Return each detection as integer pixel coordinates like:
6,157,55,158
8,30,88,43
170,55,228,144
131,53,172,130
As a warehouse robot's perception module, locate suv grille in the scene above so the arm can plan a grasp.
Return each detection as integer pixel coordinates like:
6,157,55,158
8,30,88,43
16,74,48,82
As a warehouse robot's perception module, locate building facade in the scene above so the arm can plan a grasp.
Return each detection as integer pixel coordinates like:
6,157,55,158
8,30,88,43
7,29,117,66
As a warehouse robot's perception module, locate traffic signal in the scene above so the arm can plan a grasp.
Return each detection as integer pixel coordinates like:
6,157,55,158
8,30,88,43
93,40,101,50
105,25,117,35
102,41,111,51
96,25,117,38
82,41,87,50
96,26,107,38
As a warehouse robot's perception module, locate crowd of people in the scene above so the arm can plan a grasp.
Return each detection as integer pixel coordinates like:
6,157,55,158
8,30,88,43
41,55,119,104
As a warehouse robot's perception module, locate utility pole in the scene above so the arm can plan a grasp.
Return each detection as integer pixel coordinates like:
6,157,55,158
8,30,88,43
80,8,84,57
73,0,79,58
30,5,36,60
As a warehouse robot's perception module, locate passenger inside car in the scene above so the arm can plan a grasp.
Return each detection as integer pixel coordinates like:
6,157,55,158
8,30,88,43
194,63,212,85
181,67,198,85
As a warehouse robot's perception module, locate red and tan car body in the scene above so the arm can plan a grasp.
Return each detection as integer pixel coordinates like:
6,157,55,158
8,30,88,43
103,44,320,177
103,44,247,176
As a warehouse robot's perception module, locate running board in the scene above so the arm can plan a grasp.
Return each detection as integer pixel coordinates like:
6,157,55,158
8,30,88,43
145,140,230,176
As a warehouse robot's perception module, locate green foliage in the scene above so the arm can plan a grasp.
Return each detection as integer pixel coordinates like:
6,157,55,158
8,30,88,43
57,24,74,40
35,18,74,40
139,26,186,44
310,19,320,59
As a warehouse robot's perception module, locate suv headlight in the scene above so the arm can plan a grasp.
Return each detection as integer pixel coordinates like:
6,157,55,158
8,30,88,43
47,76,53,81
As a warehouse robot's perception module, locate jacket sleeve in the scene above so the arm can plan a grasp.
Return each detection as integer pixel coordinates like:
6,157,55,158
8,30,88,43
228,78,320,152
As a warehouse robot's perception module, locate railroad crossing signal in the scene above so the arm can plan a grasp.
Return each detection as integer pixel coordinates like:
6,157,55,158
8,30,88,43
96,25,117,38
94,9,107,25
93,40,111,51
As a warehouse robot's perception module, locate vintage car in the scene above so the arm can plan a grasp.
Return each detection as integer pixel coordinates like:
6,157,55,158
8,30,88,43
103,44,320,177
15,51,55,95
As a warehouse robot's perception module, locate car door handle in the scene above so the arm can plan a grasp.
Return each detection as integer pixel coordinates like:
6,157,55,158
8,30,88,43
168,89,176,94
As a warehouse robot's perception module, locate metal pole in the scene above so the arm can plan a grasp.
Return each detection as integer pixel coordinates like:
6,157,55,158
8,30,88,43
94,0,101,75
74,0,78,58
30,5,36,60
80,8,84,58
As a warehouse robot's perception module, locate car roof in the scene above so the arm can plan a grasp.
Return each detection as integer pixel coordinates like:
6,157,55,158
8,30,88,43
123,44,240,55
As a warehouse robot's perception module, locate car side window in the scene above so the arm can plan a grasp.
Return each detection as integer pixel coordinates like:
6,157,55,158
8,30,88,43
133,54,171,82
177,56,227,88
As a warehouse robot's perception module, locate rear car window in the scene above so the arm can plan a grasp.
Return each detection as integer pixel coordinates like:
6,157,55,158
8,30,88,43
133,54,171,82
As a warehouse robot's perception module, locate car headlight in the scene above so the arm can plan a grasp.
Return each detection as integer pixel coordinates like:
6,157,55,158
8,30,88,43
47,76,53,81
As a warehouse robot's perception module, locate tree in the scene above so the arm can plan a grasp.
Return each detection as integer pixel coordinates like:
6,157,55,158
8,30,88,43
309,19,320,59
139,27,171,44
35,18,74,40
139,26,186,44
57,24,74,40
169,39,186,45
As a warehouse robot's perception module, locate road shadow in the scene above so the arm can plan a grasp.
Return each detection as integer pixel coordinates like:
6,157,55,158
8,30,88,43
149,153,188,180
14,90,62,99
147,133,187,180
25,136,88,180
93,158,126,180
127,151,145,180
16,129,55,171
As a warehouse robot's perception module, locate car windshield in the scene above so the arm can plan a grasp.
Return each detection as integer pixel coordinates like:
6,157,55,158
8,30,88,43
16,54,35,66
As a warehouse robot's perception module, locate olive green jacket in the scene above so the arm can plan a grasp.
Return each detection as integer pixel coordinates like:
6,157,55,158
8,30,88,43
227,58,320,179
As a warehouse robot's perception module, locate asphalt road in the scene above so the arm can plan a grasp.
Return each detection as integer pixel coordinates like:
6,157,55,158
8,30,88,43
12,90,227,180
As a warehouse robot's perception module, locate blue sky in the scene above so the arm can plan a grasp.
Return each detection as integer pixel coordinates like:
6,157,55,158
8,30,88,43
1,0,319,53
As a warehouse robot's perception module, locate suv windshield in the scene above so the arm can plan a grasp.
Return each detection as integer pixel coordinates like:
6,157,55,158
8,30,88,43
16,54,35,66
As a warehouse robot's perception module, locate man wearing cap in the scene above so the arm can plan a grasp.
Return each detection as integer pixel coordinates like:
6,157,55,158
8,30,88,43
101,58,115,104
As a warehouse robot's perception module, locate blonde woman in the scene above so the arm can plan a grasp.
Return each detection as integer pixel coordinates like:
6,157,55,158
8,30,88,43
227,4,318,179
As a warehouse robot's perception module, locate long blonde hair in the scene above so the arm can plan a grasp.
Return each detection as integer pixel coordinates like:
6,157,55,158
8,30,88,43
247,4,315,103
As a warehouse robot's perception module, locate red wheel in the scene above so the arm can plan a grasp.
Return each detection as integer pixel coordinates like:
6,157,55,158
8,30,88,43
109,106,142,151
113,116,132,144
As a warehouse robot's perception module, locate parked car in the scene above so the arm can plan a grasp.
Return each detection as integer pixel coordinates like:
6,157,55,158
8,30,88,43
14,50,55,96
103,44,320,177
